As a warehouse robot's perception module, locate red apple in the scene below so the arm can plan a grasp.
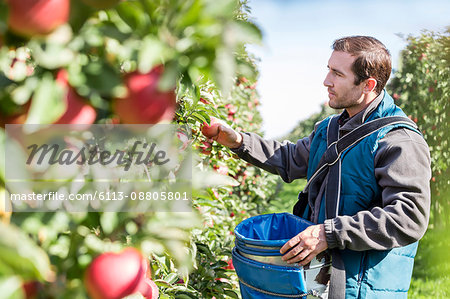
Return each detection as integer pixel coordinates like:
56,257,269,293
199,141,212,155
201,116,221,138
113,66,177,124
7,0,70,37
81,0,120,9
225,104,237,116
84,248,148,299
54,70,97,124
22,281,39,299
137,278,159,299
0,110,28,128
224,259,234,270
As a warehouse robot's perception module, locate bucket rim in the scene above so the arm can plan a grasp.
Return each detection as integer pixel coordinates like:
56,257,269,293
234,212,313,247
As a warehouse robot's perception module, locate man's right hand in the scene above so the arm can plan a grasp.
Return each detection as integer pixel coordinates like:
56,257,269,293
201,116,243,149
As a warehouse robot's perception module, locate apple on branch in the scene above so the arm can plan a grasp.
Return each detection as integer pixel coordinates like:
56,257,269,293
6,0,70,37
113,66,177,124
201,116,222,138
54,69,97,124
84,248,158,299
200,116,242,149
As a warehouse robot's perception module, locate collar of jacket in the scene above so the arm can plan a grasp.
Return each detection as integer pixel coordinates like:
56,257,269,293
338,90,386,135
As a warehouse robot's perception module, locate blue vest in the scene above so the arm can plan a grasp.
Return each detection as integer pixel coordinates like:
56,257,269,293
304,92,419,298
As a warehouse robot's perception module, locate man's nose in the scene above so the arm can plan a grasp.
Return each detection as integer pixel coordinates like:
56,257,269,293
323,73,333,87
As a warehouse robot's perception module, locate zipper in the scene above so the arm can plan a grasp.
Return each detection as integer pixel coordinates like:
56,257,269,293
357,252,367,285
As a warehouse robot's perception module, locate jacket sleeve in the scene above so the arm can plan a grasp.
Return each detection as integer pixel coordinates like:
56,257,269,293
230,131,314,183
324,128,431,251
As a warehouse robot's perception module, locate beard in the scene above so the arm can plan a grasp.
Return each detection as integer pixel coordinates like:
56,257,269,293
328,86,365,111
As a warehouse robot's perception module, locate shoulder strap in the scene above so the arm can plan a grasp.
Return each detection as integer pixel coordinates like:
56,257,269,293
292,115,418,218
304,115,418,192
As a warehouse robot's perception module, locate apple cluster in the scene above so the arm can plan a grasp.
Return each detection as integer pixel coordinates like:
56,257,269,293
2,0,177,126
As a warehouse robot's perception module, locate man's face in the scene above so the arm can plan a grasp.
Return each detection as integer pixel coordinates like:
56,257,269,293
323,51,366,115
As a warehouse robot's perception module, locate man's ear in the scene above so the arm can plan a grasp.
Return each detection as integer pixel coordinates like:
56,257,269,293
363,78,377,94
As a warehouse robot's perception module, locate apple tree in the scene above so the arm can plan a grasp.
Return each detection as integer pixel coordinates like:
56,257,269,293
388,29,450,228
388,29,450,293
0,0,280,298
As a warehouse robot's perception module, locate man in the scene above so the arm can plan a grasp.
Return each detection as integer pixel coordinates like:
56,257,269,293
203,36,431,298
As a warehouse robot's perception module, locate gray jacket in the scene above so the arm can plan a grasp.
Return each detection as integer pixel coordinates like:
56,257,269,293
231,92,431,251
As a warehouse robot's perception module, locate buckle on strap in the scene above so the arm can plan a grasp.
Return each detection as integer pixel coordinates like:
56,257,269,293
323,141,339,165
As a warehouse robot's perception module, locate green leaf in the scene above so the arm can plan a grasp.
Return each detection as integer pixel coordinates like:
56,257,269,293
115,1,149,32
26,73,66,124
138,37,169,74
28,42,75,70
223,289,239,299
210,260,227,269
82,60,122,96
0,129,5,183
11,77,38,105
230,20,263,46
177,0,202,28
3,130,32,194
195,243,214,260
69,0,95,33
204,0,236,18
158,62,179,91
100,212,119,235
0,222,52,280
214,46,235,97
164,272,179,284
173,294,197,299
0,276,23,299
191,111,209,125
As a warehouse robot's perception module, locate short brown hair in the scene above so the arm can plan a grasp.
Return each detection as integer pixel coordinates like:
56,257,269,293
332,36,391,94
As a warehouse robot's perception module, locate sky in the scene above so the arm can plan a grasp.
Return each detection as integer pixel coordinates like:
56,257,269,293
246,0,450,139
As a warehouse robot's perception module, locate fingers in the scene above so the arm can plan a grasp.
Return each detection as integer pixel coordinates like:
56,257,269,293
211,125,230,142
282,243,305,262
280,225,328,267
296,251,316,266
282,245,318,266
280,234,301,254
215,125,242,148
280,234,309,264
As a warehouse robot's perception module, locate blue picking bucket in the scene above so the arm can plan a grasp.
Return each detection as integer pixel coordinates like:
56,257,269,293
232,213,331,298
232,247,308,298
234,213,313,248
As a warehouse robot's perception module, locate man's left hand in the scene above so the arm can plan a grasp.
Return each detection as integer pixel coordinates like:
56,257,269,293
280,224,328,266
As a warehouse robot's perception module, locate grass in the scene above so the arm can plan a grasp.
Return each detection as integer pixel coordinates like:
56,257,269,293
266,179,306,214
409,276,450,298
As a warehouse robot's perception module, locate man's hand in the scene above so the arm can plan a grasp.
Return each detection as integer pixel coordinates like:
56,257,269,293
201,116,243,149
280,224,328,266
